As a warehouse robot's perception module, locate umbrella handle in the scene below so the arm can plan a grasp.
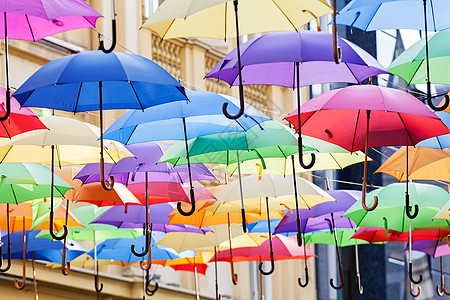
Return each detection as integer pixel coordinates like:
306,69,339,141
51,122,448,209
145,269,159,296
0,206,12,273
100,156,115,191
332,0,342,64
361,194,378,211
49,210,67,240
0,89,11,121
131,229,150,257
409,262,423,284
428,92,450,111
258,251,274,275
176,188,196,216
298,264,309,288
61,240,71,276
94,274,103,293
14,224,26,290
98,19,117,53
223,0,245,120
139,229,152,271
357,273,363,294
405,194,419,219
329,214,344,290
409,278,421,297
298,138,315,169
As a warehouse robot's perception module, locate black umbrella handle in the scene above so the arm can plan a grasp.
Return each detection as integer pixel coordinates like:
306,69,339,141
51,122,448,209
0,203,11,272
177,188,196,216
145,269,159,296
0,14,11,122
98,6,117,54
0,89,11,121
405,194,419,219
298,264,309,288
409,262,423,284
223,0,245,120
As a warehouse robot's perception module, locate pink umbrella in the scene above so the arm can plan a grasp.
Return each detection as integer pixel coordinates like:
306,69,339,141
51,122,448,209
286,85,449,215
0,0,102,121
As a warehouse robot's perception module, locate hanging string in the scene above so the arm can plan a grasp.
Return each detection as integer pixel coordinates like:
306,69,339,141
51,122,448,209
310,174,383,189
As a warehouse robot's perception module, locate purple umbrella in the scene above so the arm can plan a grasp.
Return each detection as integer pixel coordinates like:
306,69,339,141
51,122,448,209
75,142,216,258
75,142,216,184
206,30,388,169
0,0,102,122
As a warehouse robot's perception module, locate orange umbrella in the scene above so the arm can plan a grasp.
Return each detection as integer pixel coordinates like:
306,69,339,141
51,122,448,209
375,147,450,182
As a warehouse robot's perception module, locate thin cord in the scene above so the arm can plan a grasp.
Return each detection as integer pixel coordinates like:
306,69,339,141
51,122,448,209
311,174,383,188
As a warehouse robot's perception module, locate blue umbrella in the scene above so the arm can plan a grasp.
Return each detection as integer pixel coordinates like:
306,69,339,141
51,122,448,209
2,229,85,290
416,111,450,149
13,50,188,194
335,0,450,111
103,90,271,217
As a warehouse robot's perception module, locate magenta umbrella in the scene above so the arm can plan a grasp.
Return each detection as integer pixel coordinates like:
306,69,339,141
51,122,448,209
285,85,450,216
206,30,388,169
0,0,102,121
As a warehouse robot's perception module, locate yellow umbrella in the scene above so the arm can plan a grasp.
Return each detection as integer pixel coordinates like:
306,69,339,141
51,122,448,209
143,0,332,40
215,151,368,176
375,147,450,182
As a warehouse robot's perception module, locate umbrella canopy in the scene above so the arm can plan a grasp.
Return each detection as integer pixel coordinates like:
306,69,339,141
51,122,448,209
2,230,86,264
74,142,216,185
160,120,315,165
0,115,133,165
335,0,450,32
103,90,271,144
161,251,214,275
375,146,450,182
0,87,46,138
410,239,450,258
142,0,332,40
388,28,450,85
416,111,450,149
345,183,450,232
285,85,449,152
214,234,315,262
352,227,450,244
86,236,185,263
210,174,335,211
0,0,102,41
205,30,387,88
304,228,373,247
13,51,187,112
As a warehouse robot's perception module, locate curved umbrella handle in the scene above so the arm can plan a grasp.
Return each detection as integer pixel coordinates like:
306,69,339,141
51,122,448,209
357,273,363,294
298,264,309,288
258,251,274,276
409,278,421,297
429,94,450,111
14,224,26,290
49,210,67,240
94,274,103,293
405,194,419,219
361,194,378,211
132,230,149,257
139,228,152,271
0,89,11,121
0,203,11,272
332,0,341,64
176,189,196,216
437,284,445,297
100,157,114,191
61,242,71,276
98,14,116,53
145,269,159,296
329,214,344,290
298,137,316,169
409,262,423,284
330,260,344,290
223,0,245,120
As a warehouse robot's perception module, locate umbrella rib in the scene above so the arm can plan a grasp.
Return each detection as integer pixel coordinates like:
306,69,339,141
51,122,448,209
350,110,361,153
329,153,343,169
10,184,17,205
0,119,11,139
129,82,145,112
73,82,83,114
397,113,415,146
25,15,36,42
272,0,297,31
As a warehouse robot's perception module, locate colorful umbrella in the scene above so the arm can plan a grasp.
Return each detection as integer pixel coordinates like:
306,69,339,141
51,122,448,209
13,50,188,192
0,0,102,121
375,146,450,182
352,227,450,244
103,90,270,217
337,0,450,113
142,0,332,119
416,111,450,149
285,85,449,215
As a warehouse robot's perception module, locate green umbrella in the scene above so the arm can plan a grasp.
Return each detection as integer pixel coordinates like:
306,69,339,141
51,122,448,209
31,198,64,230
388,29,450,110
159,120,316,232
345,182,450,289
0,163,71,273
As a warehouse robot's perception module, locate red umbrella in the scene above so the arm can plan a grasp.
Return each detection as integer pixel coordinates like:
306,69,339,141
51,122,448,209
352,227,450,244
0,87,46,138
285,85,449,215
